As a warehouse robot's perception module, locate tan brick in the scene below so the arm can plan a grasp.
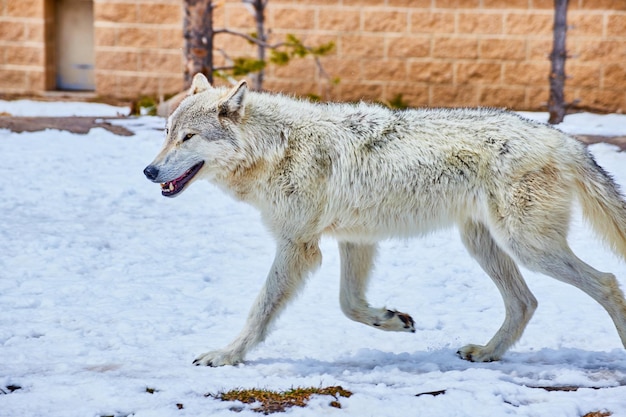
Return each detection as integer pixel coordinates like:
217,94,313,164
478,86,526,108
408,61,453,84
530,0,554,9
503,61,550,86
527,38,551,60
27,69,46,91
6,0,43,17
457,62,502,84
410,11,455,34
363,10,408,33
505,13,553,36
298,0,341,5
95,72,118,95
483,0,529,8
480,38,527,60
361,59,407,81
117,27,161,48
225,4,255,29
272,7,316,31
580,0,626,11
318,57,361,80
138,3,181,25
0,69,27,90
569,13,604,37
341,34,385,58
118,75,160,97
458,13,504,35
96,50,138,71
525,86,549,109
159,75,185,96
389,0,431,6
139,51,182,74
578,88,625,112
387,36,431,59
343,0,386,6
385,83,430,107
603,63,626,88
433,37,478,59
566,62,602,88
95,3,137,23
95,27,116,46
578,40,626,61
431,85,478,107
25,22,44,42
318,9,361,32
272,58,316,79
5,45,44,66
339,81,383,102
607,15,626,38
159,28,184,49
435,0,480,8
0,21,25,41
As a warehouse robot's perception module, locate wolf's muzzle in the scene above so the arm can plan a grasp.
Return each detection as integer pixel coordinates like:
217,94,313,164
143,165,159,182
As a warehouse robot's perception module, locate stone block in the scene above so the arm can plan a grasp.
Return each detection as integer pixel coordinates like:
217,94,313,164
607,14,626,38
478,86,526,108
603,63,626,88
457,12,504,35
387,36,431,59
435,0,480,8
503,61,550,86
117,27,160,48
318,9,361,32
408,61,453,84
410,11,455,34
272,7,316,31
480,38,527,60
505,13,552,36
363,10,408,33
339,81,383,102
96,50,138,71
433,37,478,59
361,59,407,82
5,45,44,66
431,85,478,107
95,3,137,23
138,3,182,25
0,21,25,42
340,34,385,58
457,62,502,84
384,83,430,107
6,0,42,17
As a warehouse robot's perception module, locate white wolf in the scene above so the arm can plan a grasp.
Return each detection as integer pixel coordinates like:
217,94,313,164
144,73,626,366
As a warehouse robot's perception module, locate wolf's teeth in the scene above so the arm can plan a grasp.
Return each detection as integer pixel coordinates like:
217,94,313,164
169,183,175,192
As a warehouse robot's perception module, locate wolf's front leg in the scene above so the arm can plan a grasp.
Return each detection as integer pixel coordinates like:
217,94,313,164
194,239,322,366
339,242,415,332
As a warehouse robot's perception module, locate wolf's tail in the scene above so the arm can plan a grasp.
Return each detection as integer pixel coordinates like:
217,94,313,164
575,148,626,261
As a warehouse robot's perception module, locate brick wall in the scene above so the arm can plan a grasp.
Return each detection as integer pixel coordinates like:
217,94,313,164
93,0,183,98
216,0,625,112
0,0,48,93
1,0,624,112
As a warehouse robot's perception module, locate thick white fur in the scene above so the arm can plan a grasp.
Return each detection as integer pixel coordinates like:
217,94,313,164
145,73,626,366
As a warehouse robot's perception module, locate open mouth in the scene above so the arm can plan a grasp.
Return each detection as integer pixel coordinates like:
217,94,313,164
160,161,205,197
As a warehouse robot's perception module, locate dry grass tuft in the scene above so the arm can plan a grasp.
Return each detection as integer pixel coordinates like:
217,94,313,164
208,385,352,414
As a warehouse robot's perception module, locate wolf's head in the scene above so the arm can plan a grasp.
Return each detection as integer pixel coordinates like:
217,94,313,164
143,73,248,197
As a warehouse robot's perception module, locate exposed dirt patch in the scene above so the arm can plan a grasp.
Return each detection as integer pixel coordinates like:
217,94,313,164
0,116,133,136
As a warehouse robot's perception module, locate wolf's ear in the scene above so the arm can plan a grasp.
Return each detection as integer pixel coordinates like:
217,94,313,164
189,73,212,95
218,80,248,120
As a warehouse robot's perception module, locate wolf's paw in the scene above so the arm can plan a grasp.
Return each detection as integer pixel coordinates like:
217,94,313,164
457,344,500,362
193,349,243,367
373,309,416,333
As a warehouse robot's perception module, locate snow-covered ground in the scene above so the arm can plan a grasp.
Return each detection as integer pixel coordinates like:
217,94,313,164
1,102,626,417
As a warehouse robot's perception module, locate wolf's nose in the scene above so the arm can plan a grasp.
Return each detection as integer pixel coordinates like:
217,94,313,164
143,165,159,181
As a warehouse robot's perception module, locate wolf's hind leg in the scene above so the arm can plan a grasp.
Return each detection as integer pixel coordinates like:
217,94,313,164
512,239,626,349
339,242,415,332
458,221,538,362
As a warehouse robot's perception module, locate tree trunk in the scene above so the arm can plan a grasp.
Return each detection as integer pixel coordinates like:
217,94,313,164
548,0,568,124
183,0,213,88
251,0,267,91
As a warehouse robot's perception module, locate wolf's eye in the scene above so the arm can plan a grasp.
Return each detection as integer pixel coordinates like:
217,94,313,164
182,133,194,142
